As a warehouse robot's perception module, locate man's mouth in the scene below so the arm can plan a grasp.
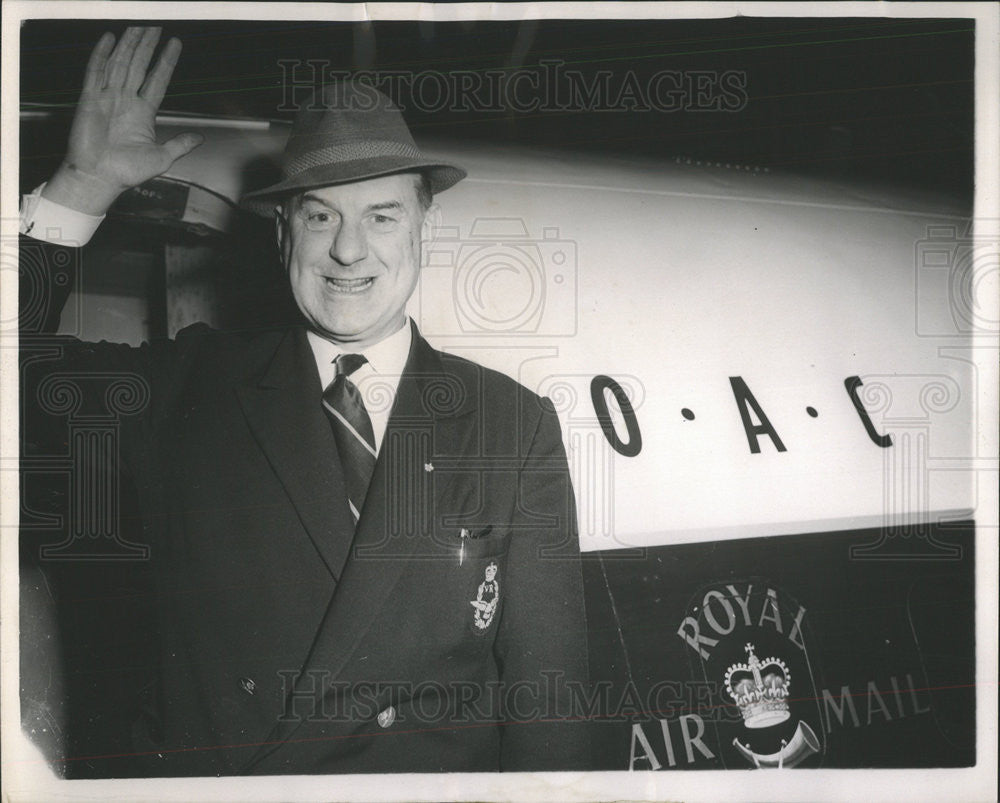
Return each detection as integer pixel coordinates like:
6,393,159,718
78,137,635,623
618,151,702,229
323,276,375,294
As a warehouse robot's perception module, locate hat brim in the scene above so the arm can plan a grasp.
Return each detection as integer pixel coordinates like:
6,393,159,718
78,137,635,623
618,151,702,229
239,156,466,217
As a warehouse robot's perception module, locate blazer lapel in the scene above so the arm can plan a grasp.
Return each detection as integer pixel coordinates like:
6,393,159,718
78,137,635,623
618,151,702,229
244,324,478,767
235,327,357,581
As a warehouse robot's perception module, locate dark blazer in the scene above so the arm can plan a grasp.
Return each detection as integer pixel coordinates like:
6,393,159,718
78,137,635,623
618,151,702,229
20,239,590,776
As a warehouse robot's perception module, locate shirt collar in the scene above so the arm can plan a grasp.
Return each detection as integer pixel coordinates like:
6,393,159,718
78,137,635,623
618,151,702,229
307,319,413,387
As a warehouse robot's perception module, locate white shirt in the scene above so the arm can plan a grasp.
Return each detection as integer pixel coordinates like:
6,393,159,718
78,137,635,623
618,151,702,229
307,322,412,455
21,186,413,455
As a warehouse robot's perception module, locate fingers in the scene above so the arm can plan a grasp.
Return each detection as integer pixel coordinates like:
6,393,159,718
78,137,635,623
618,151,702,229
140,37,183,109
82,31,115,94
83,26,181,108
125,27,162,92
160,132,205,165
103,26,143,89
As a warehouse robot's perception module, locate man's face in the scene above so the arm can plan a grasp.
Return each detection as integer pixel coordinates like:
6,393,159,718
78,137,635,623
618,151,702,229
277,173,429,348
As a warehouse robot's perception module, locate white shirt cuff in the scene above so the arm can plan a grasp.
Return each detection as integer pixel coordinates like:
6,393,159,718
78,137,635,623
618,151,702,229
19,183,105,246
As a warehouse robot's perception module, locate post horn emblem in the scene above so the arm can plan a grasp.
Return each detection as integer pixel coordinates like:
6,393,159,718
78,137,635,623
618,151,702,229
725,643,820,768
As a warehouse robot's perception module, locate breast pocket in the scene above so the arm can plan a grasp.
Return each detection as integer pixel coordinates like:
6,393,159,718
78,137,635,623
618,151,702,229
456,527,509,560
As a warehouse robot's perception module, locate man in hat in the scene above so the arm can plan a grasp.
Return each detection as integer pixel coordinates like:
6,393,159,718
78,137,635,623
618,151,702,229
20,27,590,775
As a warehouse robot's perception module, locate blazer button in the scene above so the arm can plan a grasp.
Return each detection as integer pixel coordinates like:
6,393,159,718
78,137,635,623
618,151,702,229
377,706,396,728
240,677,256,695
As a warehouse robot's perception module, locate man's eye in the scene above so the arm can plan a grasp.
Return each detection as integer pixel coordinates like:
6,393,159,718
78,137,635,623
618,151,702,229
370,214,396,226
302,210,337,231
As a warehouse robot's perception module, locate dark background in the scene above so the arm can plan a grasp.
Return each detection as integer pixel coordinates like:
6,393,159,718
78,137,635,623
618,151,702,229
21,16,974,204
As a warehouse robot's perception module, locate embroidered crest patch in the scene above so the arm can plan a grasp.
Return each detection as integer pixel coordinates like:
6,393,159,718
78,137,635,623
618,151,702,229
470,560,500,632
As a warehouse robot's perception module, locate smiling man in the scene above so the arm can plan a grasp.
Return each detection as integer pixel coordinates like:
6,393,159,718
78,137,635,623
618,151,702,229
279,176,428,347
19,27,590,776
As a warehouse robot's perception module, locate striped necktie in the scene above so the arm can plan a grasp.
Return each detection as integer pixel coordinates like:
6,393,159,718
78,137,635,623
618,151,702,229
322,353,377,524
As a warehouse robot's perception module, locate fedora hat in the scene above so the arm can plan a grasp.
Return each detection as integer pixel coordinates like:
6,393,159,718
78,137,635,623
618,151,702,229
241,80,466,215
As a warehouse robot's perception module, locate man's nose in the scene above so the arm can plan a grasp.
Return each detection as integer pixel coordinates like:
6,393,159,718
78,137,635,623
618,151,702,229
329,221,368,266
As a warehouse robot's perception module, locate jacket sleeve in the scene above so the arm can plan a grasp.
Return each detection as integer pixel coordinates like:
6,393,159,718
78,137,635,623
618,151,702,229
493,393,592,771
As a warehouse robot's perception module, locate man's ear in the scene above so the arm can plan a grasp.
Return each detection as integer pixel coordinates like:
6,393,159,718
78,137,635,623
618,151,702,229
420,202,442,256
274,204,287,256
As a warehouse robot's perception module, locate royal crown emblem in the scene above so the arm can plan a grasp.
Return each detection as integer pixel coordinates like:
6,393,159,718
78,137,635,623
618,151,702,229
724,643,791,729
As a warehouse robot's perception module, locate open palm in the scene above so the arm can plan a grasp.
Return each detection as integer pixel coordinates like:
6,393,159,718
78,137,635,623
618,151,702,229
56,27,202,207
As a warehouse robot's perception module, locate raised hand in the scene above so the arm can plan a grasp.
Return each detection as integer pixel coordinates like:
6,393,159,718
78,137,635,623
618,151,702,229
42,27,204,216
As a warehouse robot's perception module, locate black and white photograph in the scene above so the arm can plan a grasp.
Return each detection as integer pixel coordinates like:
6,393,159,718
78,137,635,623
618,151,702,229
2,2,997,801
